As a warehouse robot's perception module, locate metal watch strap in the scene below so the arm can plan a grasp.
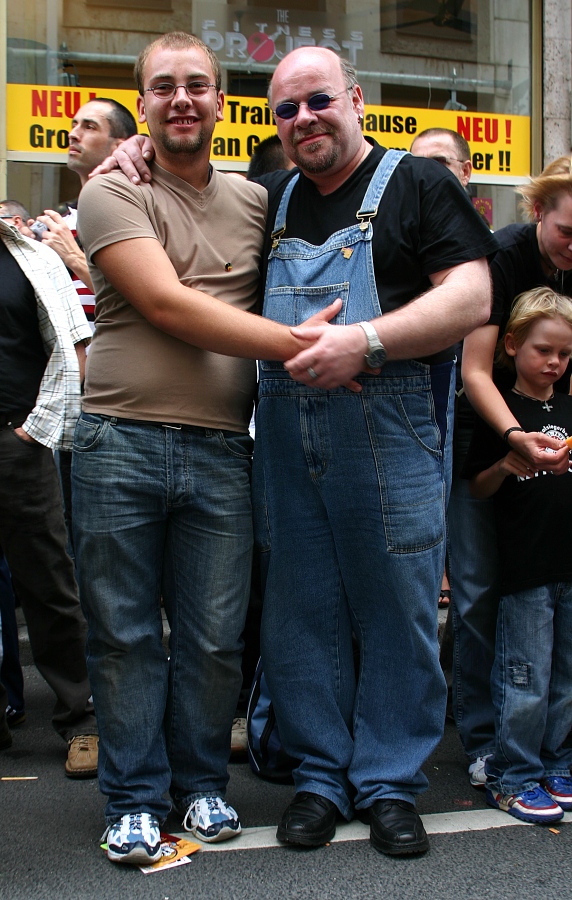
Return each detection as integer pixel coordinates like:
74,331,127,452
357,320,386,367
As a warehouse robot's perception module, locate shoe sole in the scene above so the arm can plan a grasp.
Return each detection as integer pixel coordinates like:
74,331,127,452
190,824,242,843
229,749,248,762
470,778,486,789
107,846,162,865
276,824,336,847
487,796,563,824
504,806,563,824
65,765,98,779
370,834,429,856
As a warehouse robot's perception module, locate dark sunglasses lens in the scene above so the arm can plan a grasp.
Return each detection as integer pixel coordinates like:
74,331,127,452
307,93,332,111
432,156,448,165
274,93,333,119
275,102,298,119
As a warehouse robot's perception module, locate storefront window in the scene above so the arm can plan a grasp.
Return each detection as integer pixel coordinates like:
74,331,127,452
6,0,532,227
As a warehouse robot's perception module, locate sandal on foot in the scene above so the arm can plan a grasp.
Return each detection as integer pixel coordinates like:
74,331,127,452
438,589,451,609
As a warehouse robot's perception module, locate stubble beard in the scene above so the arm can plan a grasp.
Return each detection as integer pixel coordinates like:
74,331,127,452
67,152,89,179
157,125,207,157
290,129,340,175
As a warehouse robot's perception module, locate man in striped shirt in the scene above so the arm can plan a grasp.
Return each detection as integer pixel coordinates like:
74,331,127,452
37,98,137,329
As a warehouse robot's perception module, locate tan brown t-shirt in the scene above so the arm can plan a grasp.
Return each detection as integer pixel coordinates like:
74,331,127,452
77,164,267,432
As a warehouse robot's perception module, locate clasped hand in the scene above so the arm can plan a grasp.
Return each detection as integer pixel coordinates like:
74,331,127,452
286,309,376,392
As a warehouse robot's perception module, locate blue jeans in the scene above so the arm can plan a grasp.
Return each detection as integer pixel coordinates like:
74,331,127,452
487,582,572,794
447,472,499,760
255,361,454,819
72,414,253,824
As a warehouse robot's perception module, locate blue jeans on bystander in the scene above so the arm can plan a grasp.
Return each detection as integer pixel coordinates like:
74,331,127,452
487,581,572,794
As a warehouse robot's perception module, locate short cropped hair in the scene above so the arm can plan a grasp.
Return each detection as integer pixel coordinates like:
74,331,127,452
134,32,222,95
519,156,572,221
412,127,471,161
0,199,31,220
92,98,138,140
496,286,572,370
247,135,290,179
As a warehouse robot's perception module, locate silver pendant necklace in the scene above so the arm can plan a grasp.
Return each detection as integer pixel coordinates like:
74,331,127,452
512,387,554,412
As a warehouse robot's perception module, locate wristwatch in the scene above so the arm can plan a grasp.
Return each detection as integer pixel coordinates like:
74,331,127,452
357,321,387,368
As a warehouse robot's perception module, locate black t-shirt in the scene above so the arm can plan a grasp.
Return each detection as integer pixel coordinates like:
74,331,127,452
490,222,572,395
457,222,572,437
258,143,498,364
0,240,46,414
463,390,572,594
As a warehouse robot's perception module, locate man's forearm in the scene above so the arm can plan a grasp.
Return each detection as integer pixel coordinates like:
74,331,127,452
93,238,325,363
374,259,492,361
64,249,94,292
74,341,87,383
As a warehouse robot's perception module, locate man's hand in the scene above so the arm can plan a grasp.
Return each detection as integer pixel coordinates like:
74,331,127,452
508,429,570,474
285,318,373,391
89,134,155,184
37,210,94,291
37,210,80,264
14,426,38,444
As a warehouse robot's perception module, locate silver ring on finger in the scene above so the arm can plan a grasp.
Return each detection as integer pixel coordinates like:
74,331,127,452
307,366,318,380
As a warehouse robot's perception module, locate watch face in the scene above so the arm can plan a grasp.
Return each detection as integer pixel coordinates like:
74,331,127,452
367,347,386,367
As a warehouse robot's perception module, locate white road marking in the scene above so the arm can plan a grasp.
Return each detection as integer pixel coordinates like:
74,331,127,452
172,810,571,852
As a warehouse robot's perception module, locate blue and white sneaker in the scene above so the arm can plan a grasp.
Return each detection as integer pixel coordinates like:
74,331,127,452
182,796,241,843
542,775,572,811
486,784,564,824
105,812,162,864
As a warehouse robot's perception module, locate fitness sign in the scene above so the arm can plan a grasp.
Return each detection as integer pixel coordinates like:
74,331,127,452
199,9,365,67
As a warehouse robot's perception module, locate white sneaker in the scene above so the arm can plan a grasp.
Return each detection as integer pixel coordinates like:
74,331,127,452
468,754,492,787
182,796,241,843
105,812,162,864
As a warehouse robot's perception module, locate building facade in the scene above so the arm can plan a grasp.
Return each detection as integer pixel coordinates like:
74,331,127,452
0,0,569,228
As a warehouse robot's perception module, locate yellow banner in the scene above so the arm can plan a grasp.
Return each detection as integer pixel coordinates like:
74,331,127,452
7,84,529,178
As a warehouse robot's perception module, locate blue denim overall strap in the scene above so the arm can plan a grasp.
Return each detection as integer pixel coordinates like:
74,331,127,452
262,149,408,364
270,148,407,239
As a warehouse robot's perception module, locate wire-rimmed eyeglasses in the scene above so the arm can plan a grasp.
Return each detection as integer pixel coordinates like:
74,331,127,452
144,82,217,101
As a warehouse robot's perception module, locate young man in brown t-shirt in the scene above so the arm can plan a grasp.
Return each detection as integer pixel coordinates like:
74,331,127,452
74,31,343,865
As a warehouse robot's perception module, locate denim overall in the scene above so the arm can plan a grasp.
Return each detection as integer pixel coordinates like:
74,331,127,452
254,150,454,816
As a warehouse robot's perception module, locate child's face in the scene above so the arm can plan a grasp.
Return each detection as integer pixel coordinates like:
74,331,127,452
506,316,572,394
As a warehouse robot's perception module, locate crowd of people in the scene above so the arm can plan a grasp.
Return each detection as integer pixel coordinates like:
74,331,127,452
2,29,572,867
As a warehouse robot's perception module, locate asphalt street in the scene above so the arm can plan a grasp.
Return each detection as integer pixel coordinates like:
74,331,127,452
1,617,571,900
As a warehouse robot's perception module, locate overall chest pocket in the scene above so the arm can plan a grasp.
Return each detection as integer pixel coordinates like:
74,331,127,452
260,283,351,374
263,282,350,328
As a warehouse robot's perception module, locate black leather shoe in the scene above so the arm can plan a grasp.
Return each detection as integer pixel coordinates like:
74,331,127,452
369,799,429,856
277,792,338,846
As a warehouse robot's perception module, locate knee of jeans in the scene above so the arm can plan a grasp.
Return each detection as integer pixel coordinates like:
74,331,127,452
507,662,531,689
